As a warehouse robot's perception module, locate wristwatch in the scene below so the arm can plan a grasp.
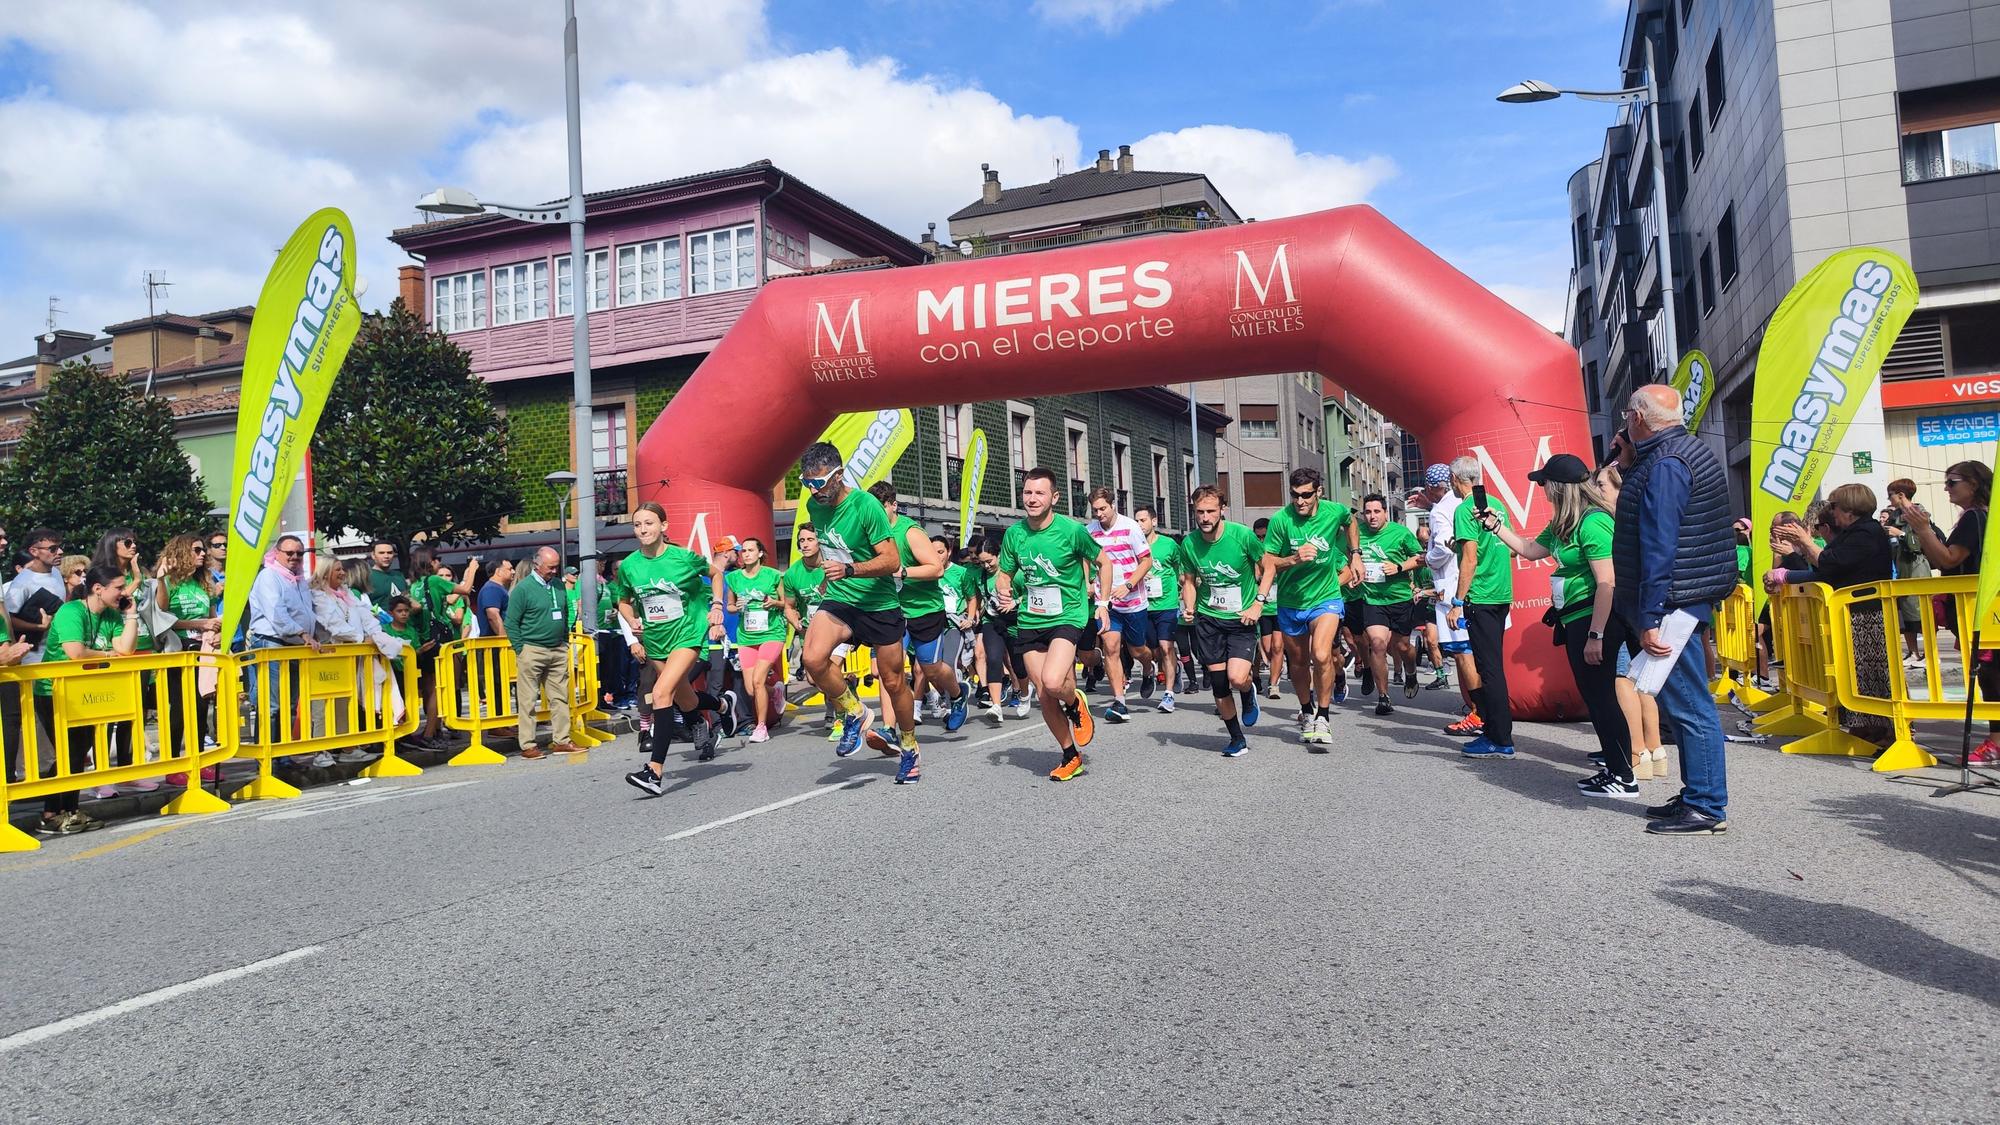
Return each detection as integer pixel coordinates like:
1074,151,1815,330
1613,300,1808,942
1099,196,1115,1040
1450,598,1465,608
1587,630,1605,640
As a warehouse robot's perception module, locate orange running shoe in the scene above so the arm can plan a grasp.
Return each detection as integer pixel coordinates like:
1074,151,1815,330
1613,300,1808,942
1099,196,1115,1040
1049,750,1085,782
1066,689,1095,747
1445,710,1484,737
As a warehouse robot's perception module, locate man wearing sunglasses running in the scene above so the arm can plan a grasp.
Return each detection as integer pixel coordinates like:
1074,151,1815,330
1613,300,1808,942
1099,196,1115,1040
1260,468,1359,748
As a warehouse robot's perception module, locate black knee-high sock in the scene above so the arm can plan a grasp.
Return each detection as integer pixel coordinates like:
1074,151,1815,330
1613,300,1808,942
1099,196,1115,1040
1224,714,1244,740
1238,688,1255,715
648,720,675,765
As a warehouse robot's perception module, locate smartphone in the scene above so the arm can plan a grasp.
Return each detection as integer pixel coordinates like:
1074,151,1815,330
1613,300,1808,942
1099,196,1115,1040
117,595,134,612
1472,484,1489,512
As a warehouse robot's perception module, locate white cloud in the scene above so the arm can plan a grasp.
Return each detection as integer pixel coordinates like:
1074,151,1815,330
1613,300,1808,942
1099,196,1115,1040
457,50,1079,239
1483,283,1569,333
1030,0,1172,31
1130,125,1396,220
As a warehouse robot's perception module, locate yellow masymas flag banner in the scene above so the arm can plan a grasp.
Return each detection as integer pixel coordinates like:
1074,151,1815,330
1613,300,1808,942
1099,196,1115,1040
219,209,361,643
1749,247,1917,625
791,409,915,554
959,427,987,546
1978,439,2000,641
1671,349,1716,433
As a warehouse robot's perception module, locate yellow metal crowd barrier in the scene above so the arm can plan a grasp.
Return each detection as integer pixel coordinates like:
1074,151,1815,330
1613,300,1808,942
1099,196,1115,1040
231,643,422,800
0,649,238,852
1825,575,1987,773
1709,583,1764,707
436,635,605,765
1755,583,1882,760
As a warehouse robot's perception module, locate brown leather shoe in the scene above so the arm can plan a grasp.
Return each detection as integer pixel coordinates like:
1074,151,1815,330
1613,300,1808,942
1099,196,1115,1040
548,742,584,755
519,745,547,760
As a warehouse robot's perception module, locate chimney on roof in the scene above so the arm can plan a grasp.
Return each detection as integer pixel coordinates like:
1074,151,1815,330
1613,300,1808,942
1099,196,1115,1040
918,222,941,259
1095,148,1113,173
1117,144,1133,173
398,264,427,322
981,163,1001,204
195,325,220,365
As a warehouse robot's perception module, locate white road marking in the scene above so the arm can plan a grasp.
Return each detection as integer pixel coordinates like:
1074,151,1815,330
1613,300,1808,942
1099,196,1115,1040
256,780,481,821
0,945,322,1055
663,782,859,842
965,728,1026,748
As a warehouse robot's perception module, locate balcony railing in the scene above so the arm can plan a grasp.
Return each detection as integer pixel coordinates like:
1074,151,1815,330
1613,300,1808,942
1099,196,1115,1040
947,456,964,501
963,213,1212,259
594,468,629,516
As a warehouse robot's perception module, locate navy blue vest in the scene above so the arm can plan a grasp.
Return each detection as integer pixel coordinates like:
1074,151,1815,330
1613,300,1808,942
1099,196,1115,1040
1612,427,1736,624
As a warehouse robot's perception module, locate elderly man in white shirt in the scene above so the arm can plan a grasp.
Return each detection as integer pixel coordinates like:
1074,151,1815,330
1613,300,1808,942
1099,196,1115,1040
246,534,320,745
1423,462,1484,736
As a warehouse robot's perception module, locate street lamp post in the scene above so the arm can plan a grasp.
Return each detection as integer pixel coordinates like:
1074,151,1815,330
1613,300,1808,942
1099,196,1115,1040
545,470,578,572
1498,33,1679,382
418,0,599,635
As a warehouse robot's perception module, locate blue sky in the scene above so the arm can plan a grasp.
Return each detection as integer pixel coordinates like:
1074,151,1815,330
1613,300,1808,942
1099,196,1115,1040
0,0,1631,353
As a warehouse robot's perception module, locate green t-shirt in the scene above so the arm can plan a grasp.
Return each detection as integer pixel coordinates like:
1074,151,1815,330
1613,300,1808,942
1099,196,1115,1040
1357,521,1422,606
1736,543,1752,589
1263,501,1354,611
1454,501,1516,606
616,545,711,658
408,573,455,636
1181,522,1266,622
806,487,900,612
725,566,786,645
596,575,626,631
371,568,409,608
997,514,1102,630
782,560,826,621
1537,509,1615,626
941,563,978,625
38,600,124,697
166,579,211,638
1144,535,1182,612
888,515,945,619
384,619,424,676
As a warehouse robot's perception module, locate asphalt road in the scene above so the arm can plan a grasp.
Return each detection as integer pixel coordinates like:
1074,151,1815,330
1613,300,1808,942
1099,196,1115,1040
2,681,1996,1124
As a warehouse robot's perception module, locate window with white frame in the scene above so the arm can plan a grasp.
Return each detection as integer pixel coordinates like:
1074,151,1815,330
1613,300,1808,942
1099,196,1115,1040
1151,447,1170,523
432,270,486,333
491,260,550,326
1111,433,1131,511
617,238,681,306
943,404,971,501
1065,420,1090,514
591,405,628,471
556,250,610,315
1008,403,1035,498
689,223,757,295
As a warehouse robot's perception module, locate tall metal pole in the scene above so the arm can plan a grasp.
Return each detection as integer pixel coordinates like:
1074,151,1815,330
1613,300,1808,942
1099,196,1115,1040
564,0,599,633
1645,36,1679,380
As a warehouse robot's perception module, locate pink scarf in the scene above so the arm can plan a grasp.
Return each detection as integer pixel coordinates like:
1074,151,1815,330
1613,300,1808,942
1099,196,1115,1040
263,550,303,583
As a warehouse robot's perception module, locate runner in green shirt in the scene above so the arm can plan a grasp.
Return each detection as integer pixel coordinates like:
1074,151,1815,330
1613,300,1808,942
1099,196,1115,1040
794,442,919,780
1259,468,1360,746
619,501,730,797
1354,494,1425,716
1135,506,1183,711
994,467,1113,782
864,483,962,745
723,537,789,744
1178,484,1265,758
1453,462,1518,757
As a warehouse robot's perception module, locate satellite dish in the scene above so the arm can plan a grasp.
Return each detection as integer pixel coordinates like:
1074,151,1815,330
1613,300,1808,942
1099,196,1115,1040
41,332,56,344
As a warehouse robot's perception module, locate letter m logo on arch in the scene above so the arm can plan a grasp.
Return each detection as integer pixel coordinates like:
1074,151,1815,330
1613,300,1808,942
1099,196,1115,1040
1230,242,1297,311
813,295,869,358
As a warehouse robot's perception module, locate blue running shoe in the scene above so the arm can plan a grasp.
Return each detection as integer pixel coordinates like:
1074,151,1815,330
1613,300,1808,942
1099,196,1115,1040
1461,737,1515,759
1157,689,1176,714
895,747,922,784
1243,694,1260,728
834,705,873,758
945,684,970,733
864,725,900,756
1333,683,1348,705
1222,736,1249,758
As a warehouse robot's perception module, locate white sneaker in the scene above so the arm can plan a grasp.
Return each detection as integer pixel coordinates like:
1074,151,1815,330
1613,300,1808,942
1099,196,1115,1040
311,751,336,769
335,748,380,765
1903,654,1927,669
983,701,1003,723
748,725,770,744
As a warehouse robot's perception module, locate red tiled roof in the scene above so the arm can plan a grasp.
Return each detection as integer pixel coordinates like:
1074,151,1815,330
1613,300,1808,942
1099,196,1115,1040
0,387,240,447
769,256,892,279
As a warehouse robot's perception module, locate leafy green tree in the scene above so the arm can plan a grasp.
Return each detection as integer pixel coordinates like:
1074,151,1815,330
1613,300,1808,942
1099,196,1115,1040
0,361,213,553
311,299,521,548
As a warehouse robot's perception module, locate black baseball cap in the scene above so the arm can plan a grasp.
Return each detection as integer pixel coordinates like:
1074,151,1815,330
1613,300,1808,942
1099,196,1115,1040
1528,453,1591,485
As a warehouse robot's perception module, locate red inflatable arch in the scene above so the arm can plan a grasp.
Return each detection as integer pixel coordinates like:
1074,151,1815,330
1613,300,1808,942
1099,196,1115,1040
636,205,1591,720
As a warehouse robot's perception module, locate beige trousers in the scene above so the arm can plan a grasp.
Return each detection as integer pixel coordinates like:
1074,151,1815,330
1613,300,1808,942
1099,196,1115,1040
515,644,571,744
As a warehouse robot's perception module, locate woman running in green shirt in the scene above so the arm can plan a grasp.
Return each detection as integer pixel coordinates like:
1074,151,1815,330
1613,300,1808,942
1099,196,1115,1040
620,502,730,797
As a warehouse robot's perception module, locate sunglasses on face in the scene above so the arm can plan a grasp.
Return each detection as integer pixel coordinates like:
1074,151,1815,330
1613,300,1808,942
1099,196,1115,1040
278,549,302,558
1946,478,1967,487
1291,490,1317,500
801,475,834,491
209,542,226,550
118,538,136,548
